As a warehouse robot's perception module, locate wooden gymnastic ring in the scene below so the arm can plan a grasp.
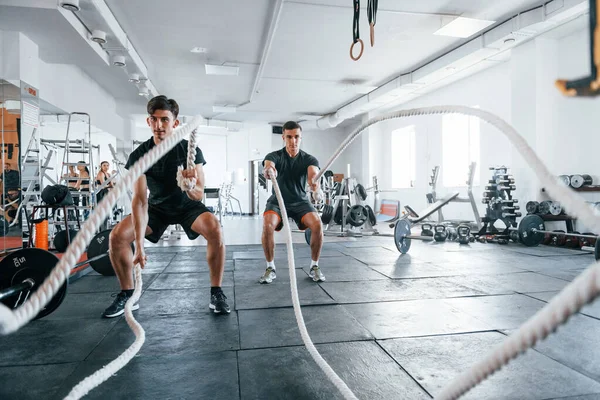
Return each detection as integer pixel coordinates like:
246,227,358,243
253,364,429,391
350,38,364,61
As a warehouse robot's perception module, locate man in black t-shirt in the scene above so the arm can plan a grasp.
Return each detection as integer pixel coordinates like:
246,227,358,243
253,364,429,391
260,121,325,283
102,95,230,318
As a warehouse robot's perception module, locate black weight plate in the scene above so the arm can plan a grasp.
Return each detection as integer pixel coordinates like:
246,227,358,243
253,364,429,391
87,229,133,276
394,219,411,254
347,205,368,227
538,201,551,215
518,214,545,247
525,201,539,214
53,229,78,253
355,184,367,201
0,248,67,320
509,230,520,243
333,205,345,225
305,229,312,246
364,205,377,226
321,204,334,225
595,239,600,261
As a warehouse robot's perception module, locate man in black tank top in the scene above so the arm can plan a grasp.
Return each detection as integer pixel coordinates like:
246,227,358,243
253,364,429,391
101,95,230,318
259,121,325,284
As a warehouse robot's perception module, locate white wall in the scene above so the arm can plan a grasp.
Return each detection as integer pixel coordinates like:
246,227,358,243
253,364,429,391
367,61,512,221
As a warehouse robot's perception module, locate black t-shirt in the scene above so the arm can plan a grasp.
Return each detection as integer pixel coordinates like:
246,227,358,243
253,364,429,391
263,148,319,204
125,137,206,209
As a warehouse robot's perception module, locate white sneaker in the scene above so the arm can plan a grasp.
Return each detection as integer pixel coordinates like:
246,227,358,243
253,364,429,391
309,265,326,282
259,267,276,284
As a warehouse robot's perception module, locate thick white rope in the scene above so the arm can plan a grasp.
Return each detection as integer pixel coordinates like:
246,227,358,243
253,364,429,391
0,116,204,399
63,265,145,400
269,175,359,400
176,128,198,191
314,105,600,400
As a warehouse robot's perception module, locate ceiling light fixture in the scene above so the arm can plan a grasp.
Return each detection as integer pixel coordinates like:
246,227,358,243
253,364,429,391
205,64,239,76
434,17,495,38
112,55,126,67
90,30,107,45
191,47,208,53
138,88,149,97
128,73,140,83
59,0,80,12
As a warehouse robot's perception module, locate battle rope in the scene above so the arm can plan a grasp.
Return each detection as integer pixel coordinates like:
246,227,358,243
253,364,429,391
176,128,198,191
350,0,364,61
63,265,145,400
367,0,378,47
313,105,600,399
268,174,358,400
0,116,204,399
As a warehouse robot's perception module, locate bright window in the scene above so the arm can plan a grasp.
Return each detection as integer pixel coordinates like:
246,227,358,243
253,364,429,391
391,125,416,188
442,112,480,187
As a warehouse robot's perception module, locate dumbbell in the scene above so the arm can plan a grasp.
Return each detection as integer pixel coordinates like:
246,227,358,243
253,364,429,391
502,206,520,211
502,212,522,218
565,232,581,248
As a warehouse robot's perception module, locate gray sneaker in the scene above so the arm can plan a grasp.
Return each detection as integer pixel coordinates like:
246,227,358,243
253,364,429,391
259,267,276,284
309,265,326,282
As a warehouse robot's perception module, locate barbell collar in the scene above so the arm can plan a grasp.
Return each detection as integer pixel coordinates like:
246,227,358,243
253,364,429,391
0,278,35,301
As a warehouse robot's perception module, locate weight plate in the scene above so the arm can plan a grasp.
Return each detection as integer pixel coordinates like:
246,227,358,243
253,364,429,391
558,175,571,186
87,229,133,276
364,205,377,226
321,204,334,225
394,219,412,254
324,170,334,179
305,228,311,246
347,205,368,227
538,201,551,215
549,202,562,216
518,214,545,247
595,239,600,261
525,201,539,214
333,205,345,225
53,229,78,253
0,248,67,320
355,184,367,201
509,230,520,243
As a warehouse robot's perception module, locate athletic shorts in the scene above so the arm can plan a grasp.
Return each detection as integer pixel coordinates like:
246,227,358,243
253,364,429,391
146,203,211,243
263,201,316,231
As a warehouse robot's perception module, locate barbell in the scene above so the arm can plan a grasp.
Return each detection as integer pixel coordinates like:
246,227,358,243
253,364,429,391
513,214,600,259
0,229,132,320
393,220,472,253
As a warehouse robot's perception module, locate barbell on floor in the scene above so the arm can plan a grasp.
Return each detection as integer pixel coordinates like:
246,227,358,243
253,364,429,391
393,220,472,253
512,214,600,259
0,229,131,320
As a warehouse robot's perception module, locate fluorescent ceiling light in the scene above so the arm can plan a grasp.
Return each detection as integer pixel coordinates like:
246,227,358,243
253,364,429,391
205,64,239,76
434,17,495,38
213,105,237,113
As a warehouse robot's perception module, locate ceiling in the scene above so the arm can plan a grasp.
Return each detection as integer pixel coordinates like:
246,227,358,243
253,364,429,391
1,0,581,127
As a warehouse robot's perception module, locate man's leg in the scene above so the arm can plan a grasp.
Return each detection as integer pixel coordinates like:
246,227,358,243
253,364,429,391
299,209,325,282
189,210,230,314
103,215,153,318
260,209,282,283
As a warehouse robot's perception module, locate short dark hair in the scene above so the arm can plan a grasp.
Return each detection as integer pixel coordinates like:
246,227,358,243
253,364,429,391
100,161,109,166
282,121,302,132
147,95,179,119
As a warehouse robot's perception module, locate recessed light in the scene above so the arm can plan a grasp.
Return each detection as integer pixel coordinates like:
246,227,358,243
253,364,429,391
59,0,80,12
190,47,208,53
504,38,516,45
434,17,495,38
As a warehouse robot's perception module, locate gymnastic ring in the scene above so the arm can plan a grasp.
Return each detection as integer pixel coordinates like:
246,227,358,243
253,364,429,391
350,38,364,61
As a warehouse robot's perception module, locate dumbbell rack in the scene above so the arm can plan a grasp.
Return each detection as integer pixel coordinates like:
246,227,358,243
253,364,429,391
478,166,520,238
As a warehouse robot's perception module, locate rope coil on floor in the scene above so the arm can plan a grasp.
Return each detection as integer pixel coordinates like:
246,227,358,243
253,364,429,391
269,175,359,400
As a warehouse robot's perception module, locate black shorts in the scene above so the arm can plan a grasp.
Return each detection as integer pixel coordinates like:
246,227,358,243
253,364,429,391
146,203,211,243
264,201,316,231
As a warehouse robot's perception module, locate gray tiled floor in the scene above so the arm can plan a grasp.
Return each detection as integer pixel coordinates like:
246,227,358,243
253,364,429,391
1,219,599,399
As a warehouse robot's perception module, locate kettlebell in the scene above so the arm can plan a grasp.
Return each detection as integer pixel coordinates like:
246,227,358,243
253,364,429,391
447,227,458,241
457,225,471,245
421,223,433,237
434,225,448,242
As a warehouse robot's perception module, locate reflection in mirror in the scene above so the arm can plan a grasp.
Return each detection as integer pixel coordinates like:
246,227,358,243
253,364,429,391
0,79,23,253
